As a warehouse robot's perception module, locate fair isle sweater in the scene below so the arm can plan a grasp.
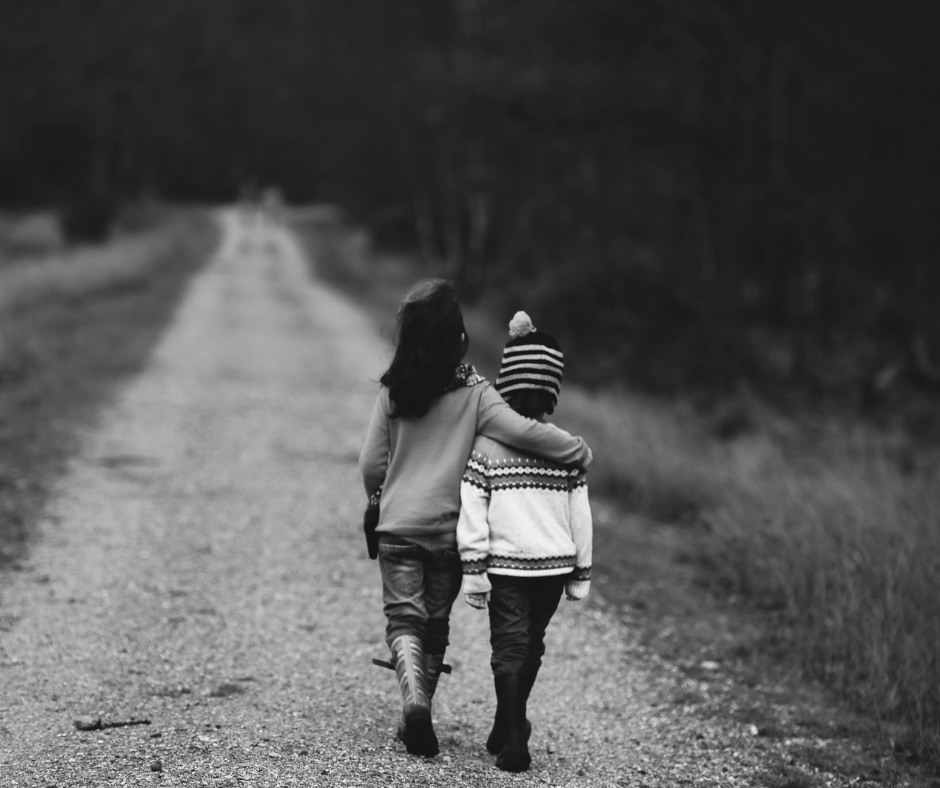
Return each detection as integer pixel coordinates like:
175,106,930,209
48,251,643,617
457,428,593,596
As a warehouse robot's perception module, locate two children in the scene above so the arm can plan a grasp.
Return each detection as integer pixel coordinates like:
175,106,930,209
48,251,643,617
358,281,592,758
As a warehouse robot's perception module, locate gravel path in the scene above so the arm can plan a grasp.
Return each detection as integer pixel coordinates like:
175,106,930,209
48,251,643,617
2,211,772,787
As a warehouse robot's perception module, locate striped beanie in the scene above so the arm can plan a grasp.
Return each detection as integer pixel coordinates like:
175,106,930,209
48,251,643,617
494,312,564,405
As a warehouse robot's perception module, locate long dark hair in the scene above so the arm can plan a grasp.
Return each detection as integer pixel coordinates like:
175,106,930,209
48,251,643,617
380,279,469,418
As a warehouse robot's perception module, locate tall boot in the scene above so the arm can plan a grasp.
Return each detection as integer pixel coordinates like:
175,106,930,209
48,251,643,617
522,663,540,705
486,666,535,754
390,635,439,757
426,653,445,701
398,651,445,744
494,672,531,772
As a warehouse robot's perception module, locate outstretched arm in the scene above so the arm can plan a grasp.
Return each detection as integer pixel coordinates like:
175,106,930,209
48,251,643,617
477,384,592,470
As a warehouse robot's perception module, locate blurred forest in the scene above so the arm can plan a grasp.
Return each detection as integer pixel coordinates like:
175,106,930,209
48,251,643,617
2,0,939,413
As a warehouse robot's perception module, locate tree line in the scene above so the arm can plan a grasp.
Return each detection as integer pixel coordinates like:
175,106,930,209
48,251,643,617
2,0,937,399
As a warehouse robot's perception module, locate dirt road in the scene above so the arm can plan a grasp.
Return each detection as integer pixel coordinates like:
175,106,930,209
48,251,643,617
2,212,770,787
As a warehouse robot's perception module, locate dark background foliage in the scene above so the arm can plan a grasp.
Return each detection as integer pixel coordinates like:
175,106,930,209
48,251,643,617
2,0,938,410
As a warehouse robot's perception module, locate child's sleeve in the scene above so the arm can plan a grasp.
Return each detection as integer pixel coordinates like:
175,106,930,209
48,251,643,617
457,447,492,596
358,391,390,498
477,384,593,470
566,470,593,600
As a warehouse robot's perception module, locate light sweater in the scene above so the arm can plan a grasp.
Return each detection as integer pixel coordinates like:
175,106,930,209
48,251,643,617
358,379,592,538
457,430,593,599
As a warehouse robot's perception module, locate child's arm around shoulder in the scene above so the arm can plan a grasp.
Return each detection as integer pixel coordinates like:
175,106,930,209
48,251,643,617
475,383,593,470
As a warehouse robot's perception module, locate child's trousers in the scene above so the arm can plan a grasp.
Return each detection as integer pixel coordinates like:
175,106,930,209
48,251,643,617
378,534,463,655
487,575,565,676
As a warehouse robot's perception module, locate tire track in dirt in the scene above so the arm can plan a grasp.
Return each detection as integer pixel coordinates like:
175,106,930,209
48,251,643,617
1,210,788,787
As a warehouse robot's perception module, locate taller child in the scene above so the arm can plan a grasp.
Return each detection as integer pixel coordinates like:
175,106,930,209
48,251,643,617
359,280,592,757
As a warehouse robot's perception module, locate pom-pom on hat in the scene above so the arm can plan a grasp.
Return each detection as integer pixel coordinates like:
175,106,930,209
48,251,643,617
495,312,564,405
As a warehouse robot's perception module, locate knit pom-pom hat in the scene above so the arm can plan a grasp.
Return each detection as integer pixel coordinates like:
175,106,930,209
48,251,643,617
494,311,564,405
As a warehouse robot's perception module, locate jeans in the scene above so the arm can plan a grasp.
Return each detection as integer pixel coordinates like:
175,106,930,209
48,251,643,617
488,574,565,676
378,534,463,655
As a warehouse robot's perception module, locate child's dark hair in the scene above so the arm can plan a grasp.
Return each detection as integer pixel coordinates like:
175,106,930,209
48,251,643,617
381,279,469,418
505,389,556,419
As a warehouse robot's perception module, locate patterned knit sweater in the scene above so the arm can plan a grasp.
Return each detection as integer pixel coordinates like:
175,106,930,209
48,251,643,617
457,428,593,599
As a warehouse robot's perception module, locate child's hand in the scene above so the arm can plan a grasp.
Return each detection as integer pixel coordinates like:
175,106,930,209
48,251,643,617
465,591,490,609
565,579,590,601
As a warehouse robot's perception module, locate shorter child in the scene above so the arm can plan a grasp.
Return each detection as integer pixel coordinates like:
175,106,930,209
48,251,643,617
456,312,593,773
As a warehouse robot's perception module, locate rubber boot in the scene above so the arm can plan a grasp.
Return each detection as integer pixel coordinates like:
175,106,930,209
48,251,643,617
486,667,535,754
426,653,446,701
390,635,439,757
399,651,445,744
494,673,531,772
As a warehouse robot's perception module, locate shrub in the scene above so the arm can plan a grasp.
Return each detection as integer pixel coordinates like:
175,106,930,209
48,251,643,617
113,200,167,234
59,192,117,243
0,212,63,259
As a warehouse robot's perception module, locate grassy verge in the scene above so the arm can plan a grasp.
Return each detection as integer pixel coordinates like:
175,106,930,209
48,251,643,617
290,207,433,340
556,387,940,760
294,213,940,779
0,209,218,566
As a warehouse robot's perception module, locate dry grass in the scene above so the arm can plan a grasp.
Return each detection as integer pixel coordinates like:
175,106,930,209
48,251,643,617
0,211,63,262
0,227,185,314
555,385,940,766
0,210,216,566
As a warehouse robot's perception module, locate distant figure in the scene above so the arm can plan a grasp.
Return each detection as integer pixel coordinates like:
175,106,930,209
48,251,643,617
358,282,593,758
259,186,285,226
457,311,593,773
237,181,260,226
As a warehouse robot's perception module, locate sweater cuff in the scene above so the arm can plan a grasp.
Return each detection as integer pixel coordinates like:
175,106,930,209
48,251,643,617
462,557,488,576
571,565,591,582
463,573,492,596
